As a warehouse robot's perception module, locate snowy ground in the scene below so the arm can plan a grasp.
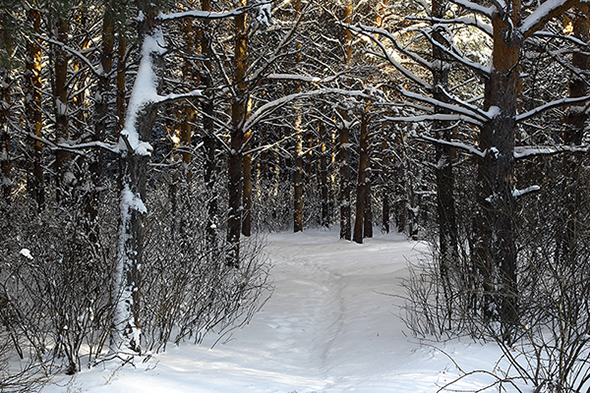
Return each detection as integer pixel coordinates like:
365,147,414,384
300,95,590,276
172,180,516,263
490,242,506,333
42,229,525,393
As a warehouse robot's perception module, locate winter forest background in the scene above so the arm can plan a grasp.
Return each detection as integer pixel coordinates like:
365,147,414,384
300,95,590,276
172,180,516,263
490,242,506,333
2,0,590,391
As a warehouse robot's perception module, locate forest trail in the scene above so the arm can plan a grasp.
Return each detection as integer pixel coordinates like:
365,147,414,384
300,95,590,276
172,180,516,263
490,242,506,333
43,229,510,393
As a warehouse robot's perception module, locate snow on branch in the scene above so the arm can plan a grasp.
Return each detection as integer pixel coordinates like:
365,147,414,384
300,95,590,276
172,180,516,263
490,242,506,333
513,185,541,198
514,144,590,159
35,34,100,78
153,89,205,105
384,113,483,127
407,16,493,37
351,24,432,90
437,87,493,121
26,131,120,154
159,0,272,21
450,0,495,18
266,73,345,84
415,133,486,158
518,0,578,39
243,88,372,133
515,95,590,123
422,31,491,76
533,30,588,46
400,87,488,123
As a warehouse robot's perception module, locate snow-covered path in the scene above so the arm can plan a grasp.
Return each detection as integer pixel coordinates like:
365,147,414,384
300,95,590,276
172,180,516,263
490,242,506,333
43,229,515,393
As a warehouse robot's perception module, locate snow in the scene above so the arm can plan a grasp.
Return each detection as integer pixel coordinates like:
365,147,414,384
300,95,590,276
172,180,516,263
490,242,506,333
519,0,570,37
41,229,520,393
120,26,165,156
19,248,33,260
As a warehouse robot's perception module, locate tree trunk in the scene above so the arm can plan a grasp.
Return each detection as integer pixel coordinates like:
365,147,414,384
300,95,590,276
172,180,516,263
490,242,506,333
319,121,330,228
54,15,69,203
25,9,44,209
557,4,589,266
111,10,164,354
116,32,126,132
432,0,459,320
293,120,304,233
201,0,218,245
338,119,351,240
364,165,373,238
242,127,253,236
0,12,12,202
354,109,369,243
339,0,353,241
473,6,521,342
381,124,390,233
227,0,248,266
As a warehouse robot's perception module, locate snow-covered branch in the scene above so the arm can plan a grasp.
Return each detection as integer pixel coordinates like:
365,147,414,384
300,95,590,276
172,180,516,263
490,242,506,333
153,89,206,105
406,16,493,37
159,7,246,21
422,31,491,76
518,0,579,39
400,87,488,123
450,0,495,18
243,88,372,133
385,113,483,127
266,73,344,84
515,95,590,123
415,133,486,158
26,132,120,154
351,24,432,90
35,34,100,78
514,144,590,159
513,185,541,198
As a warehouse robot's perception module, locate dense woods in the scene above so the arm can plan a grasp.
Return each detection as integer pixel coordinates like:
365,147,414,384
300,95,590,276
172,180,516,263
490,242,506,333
1,0,590,391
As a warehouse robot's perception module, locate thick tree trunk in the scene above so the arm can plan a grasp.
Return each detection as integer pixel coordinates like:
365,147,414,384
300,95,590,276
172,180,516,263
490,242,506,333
473,7,521,342
0,15,11,202
116,33,127,132
201,0,218,245
381,125,390,233
111,11,164,354
354,109,369,243
338,119,351,240
319,121,330,228
242,128,253,236
294,122,304,233
339,0,353,241
364,167,373,238
431,0,459,319
25,9,44,209
227,0,248,265
557,4,589,266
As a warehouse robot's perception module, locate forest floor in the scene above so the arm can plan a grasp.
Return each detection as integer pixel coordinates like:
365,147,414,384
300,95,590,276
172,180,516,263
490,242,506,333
41,228,524,393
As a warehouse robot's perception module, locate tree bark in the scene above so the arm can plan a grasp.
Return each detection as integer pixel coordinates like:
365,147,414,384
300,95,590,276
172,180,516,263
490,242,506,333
381,124,390,233
111,9,164,354
116,32,126,133
54,15,69,203
431,0,459,319
339,0,353,240
0,11,12,202
474,3,521,342
319,120,330,228
354,109,369,243
293,118,304,233
201,0,218,246
227,0,248,266
556,4,589,266
242,127,253,236
25,9,44,209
